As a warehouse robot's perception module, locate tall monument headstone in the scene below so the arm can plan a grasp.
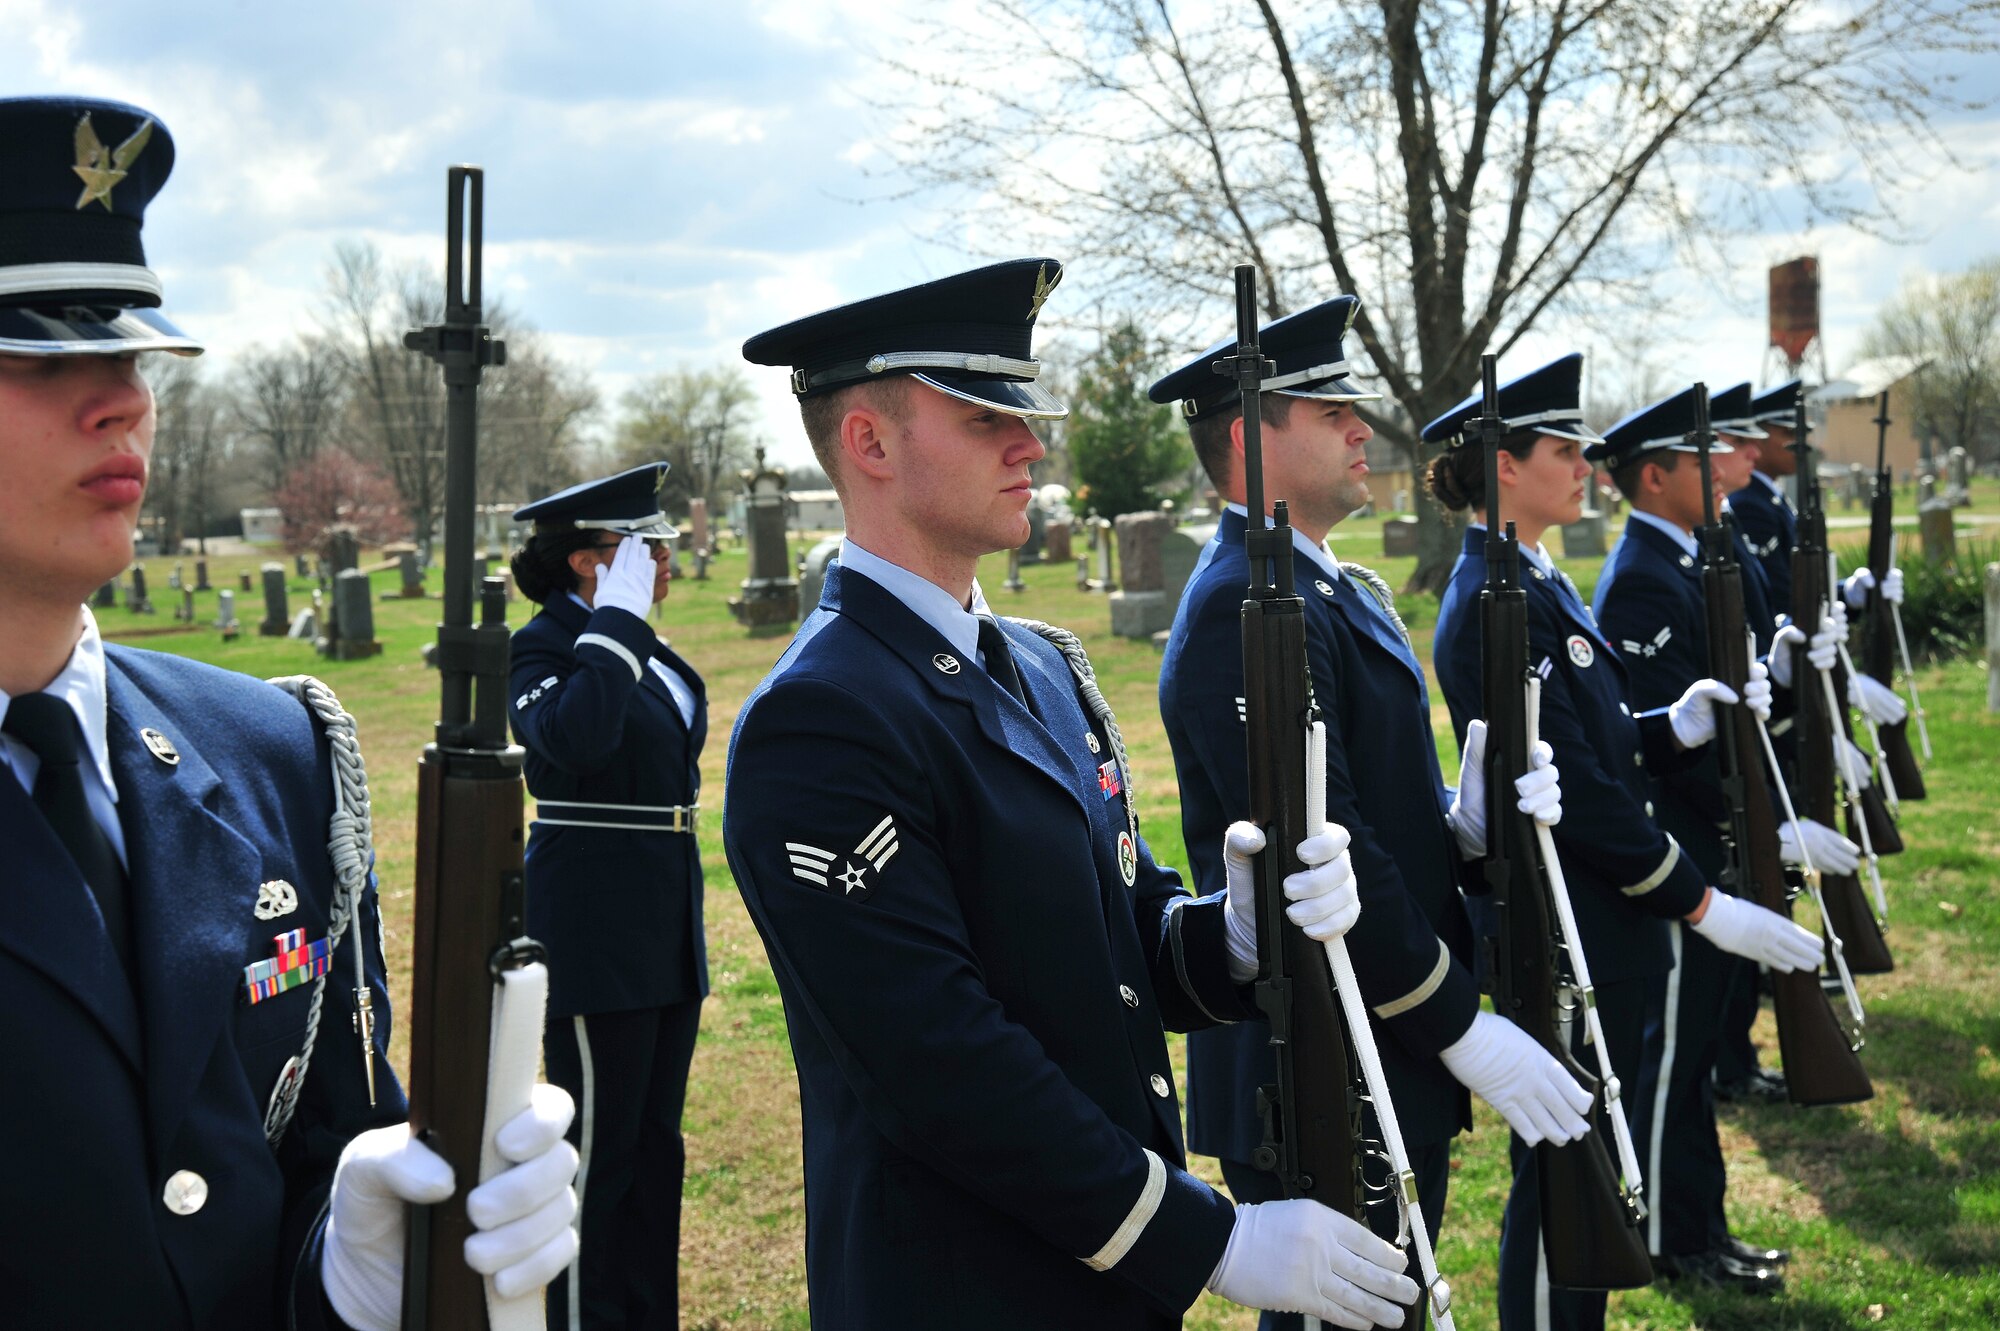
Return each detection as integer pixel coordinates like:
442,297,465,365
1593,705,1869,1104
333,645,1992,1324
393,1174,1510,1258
798,537,842,620
260,562,290,636
728,448,800,633
325,568,382,660
194,559,212,592
1108,512,1177,638
126,565,154,614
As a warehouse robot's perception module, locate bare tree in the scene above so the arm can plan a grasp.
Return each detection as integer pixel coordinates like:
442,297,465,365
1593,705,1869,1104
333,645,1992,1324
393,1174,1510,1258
1861,257,2000,465
482,330,601,508
146,356,235,555
883,0,1998,590
230,337,346,499
610,366,760,517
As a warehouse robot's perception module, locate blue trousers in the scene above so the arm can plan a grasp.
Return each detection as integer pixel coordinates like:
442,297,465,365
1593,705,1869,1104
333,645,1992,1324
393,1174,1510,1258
1219,1133,1450,1331
1631,923,1736,1258
1494,977,1650,1331
543,999,703,1331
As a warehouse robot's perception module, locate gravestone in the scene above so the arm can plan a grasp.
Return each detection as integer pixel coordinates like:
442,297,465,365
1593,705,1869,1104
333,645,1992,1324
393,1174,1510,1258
323,528,361,576
798,537,842,620
126,565,154,614
1005,548,1026,593
1109,512,1178,638
1920,499,1956,565
1076,554,1093,591
1919,472,1938,507
1382,516,1420,558
94,581,117,609
397,550,425,598
1843,468,1866,511
260,563,290,636
729,449,800,633
1045,519,1072,564
1949,447,1972,506
291,590,320,641
1020,505,1046,564
195,559,212,592
216,589,240,639
169,562,184,591
1096,518,1117,590
296,553,311,578
1560,508,1608,560
176,587,195,622
693,549,709,582
325,569,381,660
239,571,254,592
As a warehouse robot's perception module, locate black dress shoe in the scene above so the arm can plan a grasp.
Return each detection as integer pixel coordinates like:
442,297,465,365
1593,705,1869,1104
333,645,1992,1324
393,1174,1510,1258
1722,1235,1791,1267
1653,1248,1784,1296
1713,1076,1751,1104
1747,1068,1791,1103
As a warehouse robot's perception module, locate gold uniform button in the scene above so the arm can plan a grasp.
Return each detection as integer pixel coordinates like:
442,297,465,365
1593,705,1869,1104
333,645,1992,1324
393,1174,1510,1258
1120,984,1139,1009
1150,1074,1170,1098
163,1170,208,1216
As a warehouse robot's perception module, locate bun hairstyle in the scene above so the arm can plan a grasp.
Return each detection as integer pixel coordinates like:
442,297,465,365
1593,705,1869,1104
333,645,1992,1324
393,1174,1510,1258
1424,429,1541,513
509,527,600,605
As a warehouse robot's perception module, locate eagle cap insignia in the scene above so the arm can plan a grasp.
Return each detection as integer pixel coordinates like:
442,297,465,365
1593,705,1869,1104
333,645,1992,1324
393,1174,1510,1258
1027,262,1061,321
72,113,153,212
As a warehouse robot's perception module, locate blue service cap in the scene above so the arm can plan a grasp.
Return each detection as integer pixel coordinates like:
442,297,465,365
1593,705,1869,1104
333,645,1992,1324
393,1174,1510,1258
741,258,1067,420
0,96,200,356
1709,382,1768,439
1148,295,1380,421
1418,353,1603,449
1752,378,1802,427
513,463,674,537
1585,385,1735,465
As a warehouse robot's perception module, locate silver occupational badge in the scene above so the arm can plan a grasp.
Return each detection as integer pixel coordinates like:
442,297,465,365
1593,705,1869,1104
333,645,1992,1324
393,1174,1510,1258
254,879,300,921
933,653,961,675
140,727,179,764
1315,580,1336,596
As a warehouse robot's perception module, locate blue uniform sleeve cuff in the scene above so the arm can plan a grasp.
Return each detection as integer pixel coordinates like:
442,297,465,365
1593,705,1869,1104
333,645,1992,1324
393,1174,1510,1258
1166,892,1259,1027
1086,1157,1237,1316
1371,938,1480,1057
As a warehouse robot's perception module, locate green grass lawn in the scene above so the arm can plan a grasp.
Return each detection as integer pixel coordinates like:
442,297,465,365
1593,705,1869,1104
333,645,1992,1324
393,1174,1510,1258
100,528,1999,1330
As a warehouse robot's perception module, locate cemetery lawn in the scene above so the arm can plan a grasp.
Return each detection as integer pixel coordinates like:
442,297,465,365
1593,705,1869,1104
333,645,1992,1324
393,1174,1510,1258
103,525,1999,1330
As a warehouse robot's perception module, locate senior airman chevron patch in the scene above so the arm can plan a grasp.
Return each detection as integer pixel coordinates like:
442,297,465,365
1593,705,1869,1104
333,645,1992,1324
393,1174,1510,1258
786,814,901,902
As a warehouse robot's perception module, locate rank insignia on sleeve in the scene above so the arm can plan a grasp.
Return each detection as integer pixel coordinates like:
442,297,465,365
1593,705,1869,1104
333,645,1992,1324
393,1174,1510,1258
242,928,333,1004
786,813,901,903
515,675,560,710
1620,626,1671,659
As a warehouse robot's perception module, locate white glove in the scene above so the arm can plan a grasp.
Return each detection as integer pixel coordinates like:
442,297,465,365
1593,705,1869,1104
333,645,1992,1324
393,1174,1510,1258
1741,661,1773,724
1438,1010,1593,1147
1779,818,1862,876
324,1087,582,1331
1848,671,1909,726
1209,1198,1419,1329
1840,567,1882,609
1837,734,1873,790
1767,617,1840,689
1828,598,1852,646
1668,678,1740,750
1688,889,1824,973
1447,720,1561,858
592,534,657,619
1223,822,1363,983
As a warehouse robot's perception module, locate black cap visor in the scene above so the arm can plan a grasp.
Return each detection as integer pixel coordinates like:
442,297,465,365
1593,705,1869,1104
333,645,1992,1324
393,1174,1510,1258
0,304,200,356
916,371,1067,421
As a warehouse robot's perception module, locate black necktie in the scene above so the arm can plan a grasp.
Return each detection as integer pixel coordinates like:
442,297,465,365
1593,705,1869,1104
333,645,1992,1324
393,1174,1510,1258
977,617,1027,705
5,693,134,977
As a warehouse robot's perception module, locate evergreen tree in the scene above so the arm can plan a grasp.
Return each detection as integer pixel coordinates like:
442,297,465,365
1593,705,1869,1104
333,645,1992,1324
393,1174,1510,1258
1067,322,1190,519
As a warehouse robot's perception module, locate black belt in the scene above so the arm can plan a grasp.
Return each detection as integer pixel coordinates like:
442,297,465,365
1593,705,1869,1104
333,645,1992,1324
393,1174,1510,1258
533,799,700,833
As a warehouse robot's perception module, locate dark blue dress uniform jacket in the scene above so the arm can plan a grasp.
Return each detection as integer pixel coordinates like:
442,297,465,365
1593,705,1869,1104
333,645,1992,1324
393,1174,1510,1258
1593,518,1737,880
508,593,709,1020
1729,478,1797,621
0,647,403,1330
1159,508,1478,1164
1433,528,1707,983
724,565,1248,1330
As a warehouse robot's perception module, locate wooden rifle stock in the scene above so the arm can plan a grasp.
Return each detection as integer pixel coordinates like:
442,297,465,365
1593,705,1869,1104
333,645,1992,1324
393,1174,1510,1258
1471,359,1650,1290
1864,394,1926,799
1789,410,1893,974
1697,391,1873,1106
400,166,544,1329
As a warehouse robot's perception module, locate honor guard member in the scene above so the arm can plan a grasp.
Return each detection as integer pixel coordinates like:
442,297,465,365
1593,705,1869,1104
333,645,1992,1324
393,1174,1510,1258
1424,355,1790,1330
1589,387,1848,1294
508,463,708,1331
726,260,1418,1331
1730,380,1805,620
0,96,577,1331
1153,298,1590,1331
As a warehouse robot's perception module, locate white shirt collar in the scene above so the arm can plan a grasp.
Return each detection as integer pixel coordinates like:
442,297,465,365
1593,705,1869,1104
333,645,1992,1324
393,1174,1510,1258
0,607,119,802
837,539,990,665
1629,508,1699,559
1465,523,1555,576
1225,504,1343,584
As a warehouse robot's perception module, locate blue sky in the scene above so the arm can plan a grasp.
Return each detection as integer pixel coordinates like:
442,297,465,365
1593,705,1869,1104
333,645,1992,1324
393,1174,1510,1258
5,0,1996,462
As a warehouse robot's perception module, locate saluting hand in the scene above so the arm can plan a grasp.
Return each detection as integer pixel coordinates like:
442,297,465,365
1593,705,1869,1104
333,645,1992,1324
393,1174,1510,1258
592,534,658,619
